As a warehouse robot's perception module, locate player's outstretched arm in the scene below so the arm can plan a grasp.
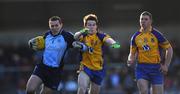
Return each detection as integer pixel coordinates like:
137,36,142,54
105,38,120,49
72,41,88,52
74,28,89,40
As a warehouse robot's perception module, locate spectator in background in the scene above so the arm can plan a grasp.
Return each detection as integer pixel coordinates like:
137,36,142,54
127,11,173,94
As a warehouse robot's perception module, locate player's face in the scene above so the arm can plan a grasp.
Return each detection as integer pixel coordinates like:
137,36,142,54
85,20,97,34
49,20,62,34
139,15,152,29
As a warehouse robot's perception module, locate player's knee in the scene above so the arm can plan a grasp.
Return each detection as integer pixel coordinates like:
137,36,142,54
78,86,87,94
26,85,36,94
78,80,89,92
78,72,89,89
139,89,148,94
140,86,148,94
26,89,35,94
78,81,88,90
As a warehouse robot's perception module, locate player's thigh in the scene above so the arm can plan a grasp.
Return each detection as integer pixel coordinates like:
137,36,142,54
137,79,149,93
151,84,163,94
78,71,90,87
26,74,43,90
40,85,55,94
89,82,100,94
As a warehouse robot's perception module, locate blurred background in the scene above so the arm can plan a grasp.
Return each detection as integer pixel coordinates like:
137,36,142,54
0,0,180,94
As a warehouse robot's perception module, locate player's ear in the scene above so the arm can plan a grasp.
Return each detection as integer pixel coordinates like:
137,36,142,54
58,23,63,29
60,23,63,27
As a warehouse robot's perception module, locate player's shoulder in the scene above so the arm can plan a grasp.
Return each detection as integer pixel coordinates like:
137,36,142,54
43,30,51,39
62,29,74,36
151,28,164,37
61,29,75,42
131,31,141,39
97,31,109,37
152,28,163,34
96,31,110,41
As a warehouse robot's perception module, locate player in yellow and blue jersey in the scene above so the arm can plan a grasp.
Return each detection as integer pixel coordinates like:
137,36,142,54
73,14,120,94
127,11,173,94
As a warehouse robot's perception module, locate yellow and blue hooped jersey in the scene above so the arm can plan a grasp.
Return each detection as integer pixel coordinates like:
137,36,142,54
79,32,110,70
130,27,171,64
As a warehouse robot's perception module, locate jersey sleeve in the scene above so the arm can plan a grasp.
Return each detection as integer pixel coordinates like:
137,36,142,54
152,30,171,49
130,32,139,54
62,31,75,48
67,32,75,48
102,34,111,43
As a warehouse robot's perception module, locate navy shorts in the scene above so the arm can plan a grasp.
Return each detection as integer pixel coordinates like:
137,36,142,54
83,66,106,85
135,63,164,85
32,63,63,91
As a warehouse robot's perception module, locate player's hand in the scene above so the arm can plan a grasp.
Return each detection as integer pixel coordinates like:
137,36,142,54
127,60,134,67
160,63,168,75
72,41,83,49
28,36,45,50
111,43,121,48
79,28,89,34
77,64,84,74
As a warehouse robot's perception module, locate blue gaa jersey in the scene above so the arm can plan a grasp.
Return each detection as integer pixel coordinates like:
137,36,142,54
42,29,74,67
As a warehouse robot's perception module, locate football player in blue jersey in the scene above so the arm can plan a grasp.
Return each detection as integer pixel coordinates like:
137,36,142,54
26,16,76,94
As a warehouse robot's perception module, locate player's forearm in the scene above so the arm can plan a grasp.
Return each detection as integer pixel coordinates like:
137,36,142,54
128,53,135,62
105,38,116,45
74,28,89,40
72,41,88,52
164,46,173,67
74,32,82,40
105,38,120,48
127,53,136,66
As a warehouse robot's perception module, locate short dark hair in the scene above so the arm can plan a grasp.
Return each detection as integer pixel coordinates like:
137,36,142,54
141,11,152,20
49,16,62,23
83,14,98,26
